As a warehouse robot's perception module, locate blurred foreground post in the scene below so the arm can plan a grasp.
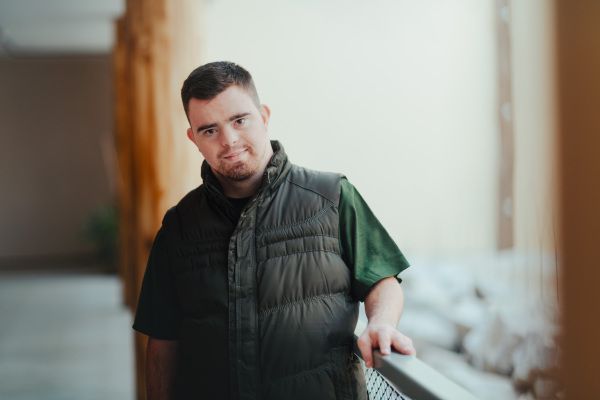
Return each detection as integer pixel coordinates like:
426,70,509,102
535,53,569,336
555,1,600,398
114,0,204,398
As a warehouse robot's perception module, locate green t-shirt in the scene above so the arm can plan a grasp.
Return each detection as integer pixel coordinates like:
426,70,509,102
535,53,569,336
133,178,410,340
338,178,409,300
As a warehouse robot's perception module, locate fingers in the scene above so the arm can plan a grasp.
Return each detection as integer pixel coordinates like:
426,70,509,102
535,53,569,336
391,333,416,356
357,332,374,368
378,333,391,356
359,324,416,369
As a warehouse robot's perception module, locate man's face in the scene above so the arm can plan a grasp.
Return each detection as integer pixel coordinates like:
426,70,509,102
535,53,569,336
186,85,271,185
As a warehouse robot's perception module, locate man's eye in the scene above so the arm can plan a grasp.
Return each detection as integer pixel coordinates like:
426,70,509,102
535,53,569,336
204,129,216,136
235,118,245,125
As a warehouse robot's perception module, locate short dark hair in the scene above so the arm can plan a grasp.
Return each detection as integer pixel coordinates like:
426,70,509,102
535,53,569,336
181,61,260,117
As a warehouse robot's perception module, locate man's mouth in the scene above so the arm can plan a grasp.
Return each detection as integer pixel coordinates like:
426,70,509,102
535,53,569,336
222,149,247,161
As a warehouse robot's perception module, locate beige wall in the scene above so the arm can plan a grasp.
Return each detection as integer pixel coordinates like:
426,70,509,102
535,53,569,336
0,56,113,261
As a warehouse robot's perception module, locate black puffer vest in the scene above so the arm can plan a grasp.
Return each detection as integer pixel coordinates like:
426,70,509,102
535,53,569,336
163,142,366,400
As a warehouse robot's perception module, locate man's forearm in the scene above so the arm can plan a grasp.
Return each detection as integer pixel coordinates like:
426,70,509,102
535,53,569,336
146,337,179,400
364,276,404,326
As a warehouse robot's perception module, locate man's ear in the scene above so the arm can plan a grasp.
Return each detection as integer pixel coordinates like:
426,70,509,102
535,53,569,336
187,128,196,144
260,105,271,128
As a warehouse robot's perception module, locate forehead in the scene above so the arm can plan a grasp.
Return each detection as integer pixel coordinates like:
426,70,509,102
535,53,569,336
187,86,257,125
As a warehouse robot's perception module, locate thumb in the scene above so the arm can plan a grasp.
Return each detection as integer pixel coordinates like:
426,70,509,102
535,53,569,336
357,332,374,368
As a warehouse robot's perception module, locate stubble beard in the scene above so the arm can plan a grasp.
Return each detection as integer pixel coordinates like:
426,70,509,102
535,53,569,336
216,146,264,182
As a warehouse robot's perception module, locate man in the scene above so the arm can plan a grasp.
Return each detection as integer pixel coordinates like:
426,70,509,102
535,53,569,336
133,61,415,400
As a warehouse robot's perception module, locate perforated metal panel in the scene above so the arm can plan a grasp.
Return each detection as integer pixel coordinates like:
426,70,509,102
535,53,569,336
361,361,412,400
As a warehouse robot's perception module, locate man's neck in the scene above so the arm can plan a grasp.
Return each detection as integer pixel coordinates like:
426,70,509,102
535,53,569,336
217,173,264,199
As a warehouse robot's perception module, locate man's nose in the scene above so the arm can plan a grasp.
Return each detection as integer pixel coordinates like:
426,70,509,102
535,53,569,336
221,127,239,147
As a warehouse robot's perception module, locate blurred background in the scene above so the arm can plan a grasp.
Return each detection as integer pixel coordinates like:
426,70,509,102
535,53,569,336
1,0,598,399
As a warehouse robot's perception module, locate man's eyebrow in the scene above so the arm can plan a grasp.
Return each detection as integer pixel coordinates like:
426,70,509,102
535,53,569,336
196,122,217,133
229,112,251,121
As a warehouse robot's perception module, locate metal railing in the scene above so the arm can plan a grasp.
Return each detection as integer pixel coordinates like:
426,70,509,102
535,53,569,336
353,320,479,400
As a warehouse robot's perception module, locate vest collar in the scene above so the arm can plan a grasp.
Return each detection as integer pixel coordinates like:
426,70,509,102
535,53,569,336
262,140,292,196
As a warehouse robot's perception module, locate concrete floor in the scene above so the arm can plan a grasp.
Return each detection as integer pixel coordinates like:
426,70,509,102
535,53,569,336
0,270,135,400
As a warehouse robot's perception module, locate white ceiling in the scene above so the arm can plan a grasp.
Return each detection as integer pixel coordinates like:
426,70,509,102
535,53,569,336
0,0,125,58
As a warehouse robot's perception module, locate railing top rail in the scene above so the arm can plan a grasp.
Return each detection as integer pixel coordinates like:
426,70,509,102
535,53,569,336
353,319,479,400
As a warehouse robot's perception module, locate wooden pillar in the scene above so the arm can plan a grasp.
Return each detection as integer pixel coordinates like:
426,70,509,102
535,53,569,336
555,1,600,398
113,0,204,398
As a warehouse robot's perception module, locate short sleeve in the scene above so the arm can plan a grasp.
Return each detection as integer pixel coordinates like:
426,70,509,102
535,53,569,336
338,178,410,301
132,227,184,340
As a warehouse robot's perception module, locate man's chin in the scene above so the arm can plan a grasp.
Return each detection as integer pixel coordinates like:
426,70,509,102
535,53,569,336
218,165,255,182
227,173,253,182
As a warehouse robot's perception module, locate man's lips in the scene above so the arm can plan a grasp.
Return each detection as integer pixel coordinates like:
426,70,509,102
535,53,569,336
221,149,247,161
